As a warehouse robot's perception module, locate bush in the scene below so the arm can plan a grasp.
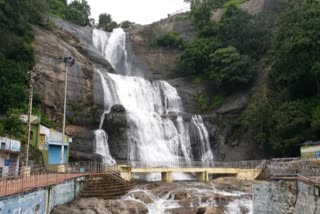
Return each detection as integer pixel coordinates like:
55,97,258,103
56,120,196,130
48,0,91,26
175,37,222,76
153,32,184,48
0,54,28,113
98,13,118,32
207,46,255,90
219,4,274,60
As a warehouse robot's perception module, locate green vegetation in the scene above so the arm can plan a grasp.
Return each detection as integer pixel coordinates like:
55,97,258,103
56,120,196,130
195,93,225,112
0,109,25,139
174,14,190,21
47,0,91,26
180,0,320,156
175,2,272,91
207,46,255,91
120,20,135,29
153,32,184,48
224,0,247,7
175,37,222,76
0,0,48,139
97,14,135,32
195,93,209,112
240,0,320,157
98,13,118,32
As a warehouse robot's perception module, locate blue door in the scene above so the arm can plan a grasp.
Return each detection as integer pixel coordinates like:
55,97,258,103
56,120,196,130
48,145,67,164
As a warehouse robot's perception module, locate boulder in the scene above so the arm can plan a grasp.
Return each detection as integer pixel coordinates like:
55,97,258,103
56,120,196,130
52,198,148,214
104,105,128,160
130,191,154,204
69,129,102,162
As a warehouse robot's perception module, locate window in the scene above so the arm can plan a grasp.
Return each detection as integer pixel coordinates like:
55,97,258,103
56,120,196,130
0,142,6,150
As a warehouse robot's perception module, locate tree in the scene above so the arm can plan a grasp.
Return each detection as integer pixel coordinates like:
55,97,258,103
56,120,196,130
0,108,25,140
187,0,221,28
207,46,255,90
153,32,184,49
47,0,69,18
98,13,118,32
66,0,91,26
219,4,274,59
270,99,320,157
269,0,320,99
175,37,221,76
120,20,134,29
0,54,27,113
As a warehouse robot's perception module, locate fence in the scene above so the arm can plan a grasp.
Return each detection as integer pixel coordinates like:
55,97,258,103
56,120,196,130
268,158,320,185
119,159,267,169
0,162,119,198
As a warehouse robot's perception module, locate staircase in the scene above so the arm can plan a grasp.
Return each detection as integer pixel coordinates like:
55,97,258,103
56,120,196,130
80,174,135,199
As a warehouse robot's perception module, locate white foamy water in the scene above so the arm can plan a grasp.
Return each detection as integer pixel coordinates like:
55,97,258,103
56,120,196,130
95,129,116,165
93,28,131,75
92,28,214,178
123,190,181,214
122,183,253,214
96,70,213,167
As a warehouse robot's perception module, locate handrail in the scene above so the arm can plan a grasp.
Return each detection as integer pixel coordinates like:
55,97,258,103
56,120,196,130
0,161,127,198
118,160,266,169
101,164,128,185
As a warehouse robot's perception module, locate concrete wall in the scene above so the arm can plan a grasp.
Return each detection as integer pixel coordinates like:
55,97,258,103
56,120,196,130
0,178,83,214
253,180,320,214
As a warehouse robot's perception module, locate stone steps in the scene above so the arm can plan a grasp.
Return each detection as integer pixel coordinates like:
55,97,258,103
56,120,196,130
79,174,135,199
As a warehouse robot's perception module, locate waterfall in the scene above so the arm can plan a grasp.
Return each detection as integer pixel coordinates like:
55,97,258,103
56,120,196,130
95,129,116,165
92,28,213,171
93,28,131,75
191,115,213,163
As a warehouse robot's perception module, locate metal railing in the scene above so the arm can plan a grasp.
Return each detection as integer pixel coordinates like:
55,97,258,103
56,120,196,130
0,161,125,198
268,158,320,185
119,160,266,169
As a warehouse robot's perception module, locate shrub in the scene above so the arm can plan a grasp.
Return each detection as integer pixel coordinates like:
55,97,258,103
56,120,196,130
153,32,184,49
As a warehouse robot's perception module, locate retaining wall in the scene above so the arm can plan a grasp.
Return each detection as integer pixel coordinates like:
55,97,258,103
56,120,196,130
0,177,84,214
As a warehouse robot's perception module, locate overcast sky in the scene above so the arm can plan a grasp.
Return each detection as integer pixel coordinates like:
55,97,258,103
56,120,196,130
85,0,190,25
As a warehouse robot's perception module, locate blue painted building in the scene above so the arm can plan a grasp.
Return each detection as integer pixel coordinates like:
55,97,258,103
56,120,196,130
0,137,21,177
20,115,72,166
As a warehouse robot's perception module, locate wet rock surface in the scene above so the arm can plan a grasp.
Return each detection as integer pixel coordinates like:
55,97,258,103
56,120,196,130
33,18,115,162
52,178,254,214
104,105,128,160
51,198,148,214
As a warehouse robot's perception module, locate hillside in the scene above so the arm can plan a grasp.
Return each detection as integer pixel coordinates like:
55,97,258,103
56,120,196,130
0,0,319,165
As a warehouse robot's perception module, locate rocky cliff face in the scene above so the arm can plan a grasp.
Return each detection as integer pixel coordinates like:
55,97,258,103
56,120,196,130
127,17,195,81
32,19,112,127
123,0,281,161
253,180,320,213
32,18,113,161
32,0,281,162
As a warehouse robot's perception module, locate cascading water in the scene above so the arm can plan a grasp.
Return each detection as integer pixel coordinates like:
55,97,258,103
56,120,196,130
93,28,131,75
95,129,116,165
92,28,213,175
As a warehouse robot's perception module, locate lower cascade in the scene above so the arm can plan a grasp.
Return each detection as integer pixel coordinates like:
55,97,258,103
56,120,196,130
93,28,214,175
95,129,116,165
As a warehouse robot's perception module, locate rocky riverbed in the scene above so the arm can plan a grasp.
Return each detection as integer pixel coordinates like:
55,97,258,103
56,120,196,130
52,177,254,214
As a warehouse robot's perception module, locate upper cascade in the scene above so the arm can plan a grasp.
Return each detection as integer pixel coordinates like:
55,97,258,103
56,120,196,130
93,28,131,76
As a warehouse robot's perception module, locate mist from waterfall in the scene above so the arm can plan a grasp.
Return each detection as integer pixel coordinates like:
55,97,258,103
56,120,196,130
92,28,213,170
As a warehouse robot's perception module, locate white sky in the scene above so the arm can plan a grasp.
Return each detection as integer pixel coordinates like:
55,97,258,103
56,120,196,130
85,0,190,25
